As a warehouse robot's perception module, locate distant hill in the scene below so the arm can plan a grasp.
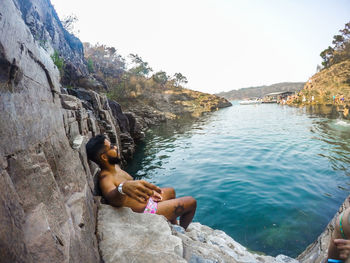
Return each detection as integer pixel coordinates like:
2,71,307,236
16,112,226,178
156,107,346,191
216,82,305,100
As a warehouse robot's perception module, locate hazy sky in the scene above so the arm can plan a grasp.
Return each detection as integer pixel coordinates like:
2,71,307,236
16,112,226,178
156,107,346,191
50,0,350,93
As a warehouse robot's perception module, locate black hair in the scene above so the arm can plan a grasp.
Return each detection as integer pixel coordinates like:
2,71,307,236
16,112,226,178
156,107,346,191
86,134,106,165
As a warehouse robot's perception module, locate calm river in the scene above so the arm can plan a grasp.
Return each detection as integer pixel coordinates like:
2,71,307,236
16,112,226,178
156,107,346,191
126,102,350,257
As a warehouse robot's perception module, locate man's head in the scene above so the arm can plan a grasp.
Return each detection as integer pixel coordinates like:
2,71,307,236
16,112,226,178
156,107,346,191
86,135,121,167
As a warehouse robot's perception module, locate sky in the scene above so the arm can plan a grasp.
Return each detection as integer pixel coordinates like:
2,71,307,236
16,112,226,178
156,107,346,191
50,0,350,94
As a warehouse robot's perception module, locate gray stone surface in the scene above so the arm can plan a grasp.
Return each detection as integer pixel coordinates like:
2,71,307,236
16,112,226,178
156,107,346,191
97,204,186,263
97,204,299,263
0,0,102,262
172,223,299,263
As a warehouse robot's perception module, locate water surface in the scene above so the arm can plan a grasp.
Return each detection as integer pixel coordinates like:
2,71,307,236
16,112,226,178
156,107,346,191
126,103,350,257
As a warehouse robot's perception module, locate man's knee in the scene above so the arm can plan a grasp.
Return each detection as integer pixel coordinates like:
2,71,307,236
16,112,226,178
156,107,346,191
184,196,197,210
169,187,176,199
163,187,176,199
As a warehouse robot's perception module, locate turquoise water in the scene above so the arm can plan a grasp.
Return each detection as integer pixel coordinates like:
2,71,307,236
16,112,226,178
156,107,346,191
126,102,350,257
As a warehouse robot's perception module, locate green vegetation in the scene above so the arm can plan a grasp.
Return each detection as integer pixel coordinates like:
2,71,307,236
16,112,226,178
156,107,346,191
152,71,169,86
129,54,153,77
83,42,189,102
174,72,188,87
87,58,94,73
51,50,64,73
83,42,230,117
320,21,350,69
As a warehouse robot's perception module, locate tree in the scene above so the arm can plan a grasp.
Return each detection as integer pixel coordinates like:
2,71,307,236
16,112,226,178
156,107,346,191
152,71,169,86
84,43,125,78
129,54,153,77
332,35,345,49
320,46,334,68
320,21,350,69
340,22,350,40
173,72,188,87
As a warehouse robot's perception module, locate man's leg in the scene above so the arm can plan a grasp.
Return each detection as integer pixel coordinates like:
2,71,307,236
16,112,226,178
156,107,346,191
159,187,177,224
156,196,196,230
160,187,176,201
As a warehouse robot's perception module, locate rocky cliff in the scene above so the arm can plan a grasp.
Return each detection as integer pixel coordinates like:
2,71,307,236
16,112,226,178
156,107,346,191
0,0,100,261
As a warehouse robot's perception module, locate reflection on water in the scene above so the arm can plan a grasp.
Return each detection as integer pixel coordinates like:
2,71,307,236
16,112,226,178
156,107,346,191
126,103,350,257
127,114,215,179
306,105,350,175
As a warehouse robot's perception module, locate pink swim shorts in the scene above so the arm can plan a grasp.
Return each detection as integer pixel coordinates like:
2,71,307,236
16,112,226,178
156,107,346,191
144,198,158,214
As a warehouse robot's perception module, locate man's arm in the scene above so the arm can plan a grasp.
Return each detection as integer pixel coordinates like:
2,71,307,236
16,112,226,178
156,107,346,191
99,175,126,207
99,176,162,206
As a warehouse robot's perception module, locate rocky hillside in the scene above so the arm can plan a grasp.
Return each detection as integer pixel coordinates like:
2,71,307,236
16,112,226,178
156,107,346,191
217,82,305,100
83,44,231,119
287,60,350,119
287,22,350,120
113,79,233,119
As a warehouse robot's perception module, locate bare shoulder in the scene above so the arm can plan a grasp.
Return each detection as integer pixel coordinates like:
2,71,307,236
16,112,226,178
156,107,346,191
99,170,114,182
115,166,133,180
98,171,117,193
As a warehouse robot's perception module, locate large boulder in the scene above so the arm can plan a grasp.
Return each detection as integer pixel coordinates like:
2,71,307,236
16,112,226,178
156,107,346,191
97,204,298,263
97,205,186,263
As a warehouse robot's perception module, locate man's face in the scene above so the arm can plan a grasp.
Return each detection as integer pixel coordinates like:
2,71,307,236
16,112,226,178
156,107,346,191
102,139,121,165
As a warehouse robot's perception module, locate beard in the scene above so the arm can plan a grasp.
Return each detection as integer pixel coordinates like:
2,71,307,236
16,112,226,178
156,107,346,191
107,155,121,165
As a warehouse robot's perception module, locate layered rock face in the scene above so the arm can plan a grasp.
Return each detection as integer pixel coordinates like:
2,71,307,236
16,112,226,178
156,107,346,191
14,0,88,84
0,1,120,262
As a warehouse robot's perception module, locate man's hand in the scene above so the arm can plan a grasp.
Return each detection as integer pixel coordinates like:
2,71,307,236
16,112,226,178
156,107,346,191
122,180,161,203
151,191,163,202
334,239,350,260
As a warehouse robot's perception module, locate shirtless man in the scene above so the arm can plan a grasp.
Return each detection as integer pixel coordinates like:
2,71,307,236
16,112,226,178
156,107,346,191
327,208,350,262
86,134,197,229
